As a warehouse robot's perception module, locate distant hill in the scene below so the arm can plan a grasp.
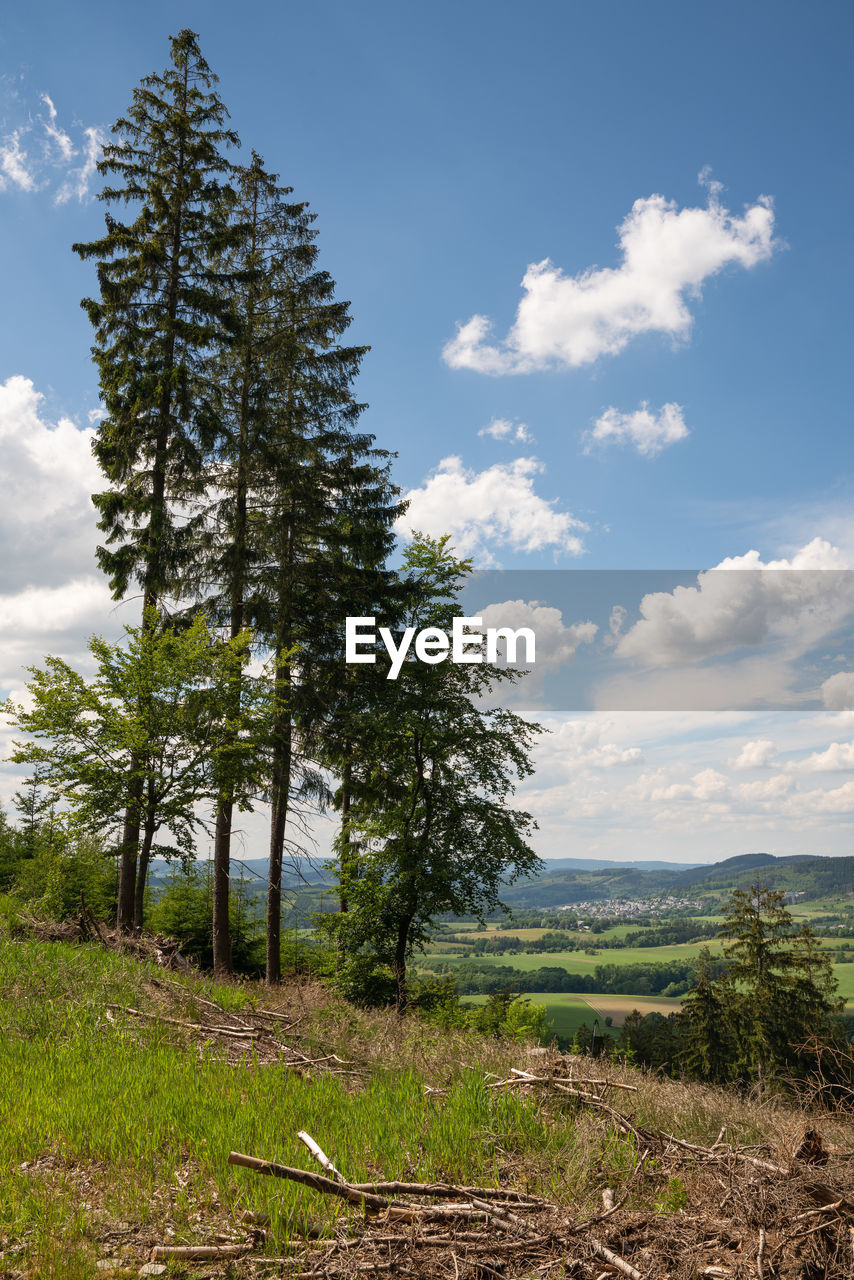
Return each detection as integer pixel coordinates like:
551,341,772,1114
501,852,854,909
534,857,703,873
147,851,854,913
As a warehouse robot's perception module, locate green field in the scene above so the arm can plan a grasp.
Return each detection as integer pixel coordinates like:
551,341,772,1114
424,941,722,971
462,993,615,1041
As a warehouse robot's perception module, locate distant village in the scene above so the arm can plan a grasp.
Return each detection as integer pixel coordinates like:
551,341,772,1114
560,895,708,922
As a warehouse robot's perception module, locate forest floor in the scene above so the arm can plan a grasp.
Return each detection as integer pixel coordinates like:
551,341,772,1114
2,916,854,1279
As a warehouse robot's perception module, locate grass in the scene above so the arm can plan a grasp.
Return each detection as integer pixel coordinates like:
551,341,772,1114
4,921,854,1278
0,929,617,1276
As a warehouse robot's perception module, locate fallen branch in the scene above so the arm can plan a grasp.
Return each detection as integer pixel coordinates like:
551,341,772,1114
588,1235,644,1280
150,1243,250,1260
298,1130,345,1183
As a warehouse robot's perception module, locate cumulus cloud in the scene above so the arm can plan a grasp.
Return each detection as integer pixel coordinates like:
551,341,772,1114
478,417,532,443
731,739,778,770
785,780,854,815
0,375,103,596
396,455,588,563
615,539,851,668
443,183,777,374
794,741,854,773
821,672,854,710
477,600,597,673
532,719,644,782
0,92,104,203
585,402,689,456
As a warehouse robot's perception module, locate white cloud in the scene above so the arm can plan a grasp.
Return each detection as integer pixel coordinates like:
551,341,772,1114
55,125,106,206
731,739,778,769
40,94,74,163
585,402,689,456
785,781,854,816
0,129,38,192
396,455,588,563
821,672,854,710
0,376,103,600
531,718,644,782
795,741,854,773
478,416,532,444
0,92,104,203
615,539,851,668
443,183,776,374
478,600,597,674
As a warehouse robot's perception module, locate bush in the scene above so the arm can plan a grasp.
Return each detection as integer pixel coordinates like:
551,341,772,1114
147,864,264,974
12,831,118,921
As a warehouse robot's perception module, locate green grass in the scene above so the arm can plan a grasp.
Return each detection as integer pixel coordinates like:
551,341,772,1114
0,929,627,1276
5,920,854,1277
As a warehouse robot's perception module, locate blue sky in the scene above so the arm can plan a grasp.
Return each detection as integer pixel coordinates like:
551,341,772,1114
2,1,853,863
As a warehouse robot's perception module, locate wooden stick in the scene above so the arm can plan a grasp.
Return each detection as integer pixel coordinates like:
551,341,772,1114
795,1199,844,1220
150,1244,249,1260
228,1151,389,1209
107,1005,262,1039
588,1236,644,1280
345,1180,544,1205
298,1131,345,1183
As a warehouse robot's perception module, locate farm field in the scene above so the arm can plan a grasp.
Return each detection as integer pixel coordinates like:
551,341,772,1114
584,994,684,1025
462,993,618,1041
423,942,723,971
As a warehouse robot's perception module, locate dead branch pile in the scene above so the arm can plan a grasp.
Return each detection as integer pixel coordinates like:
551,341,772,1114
221,1065,854,1280
104,980,356,1072
24,897,192,969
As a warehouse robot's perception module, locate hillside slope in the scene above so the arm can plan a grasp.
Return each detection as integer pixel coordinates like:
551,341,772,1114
2,919,853,1278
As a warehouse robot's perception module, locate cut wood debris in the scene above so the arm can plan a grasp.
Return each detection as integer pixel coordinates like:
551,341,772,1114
216,1067,854,1280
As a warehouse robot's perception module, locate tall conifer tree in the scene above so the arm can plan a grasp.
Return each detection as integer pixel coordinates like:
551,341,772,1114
200,154,402,982
73,30,240,927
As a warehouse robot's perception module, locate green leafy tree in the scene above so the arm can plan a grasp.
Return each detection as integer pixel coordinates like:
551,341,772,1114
6,613,265,928
332,534,542,1010
148,862,264,973
72,28,240,928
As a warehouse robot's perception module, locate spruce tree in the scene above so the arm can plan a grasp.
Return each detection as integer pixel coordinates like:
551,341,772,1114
73,30,240,927
680,884,842,1084
253,289,400,986
199,155,402,983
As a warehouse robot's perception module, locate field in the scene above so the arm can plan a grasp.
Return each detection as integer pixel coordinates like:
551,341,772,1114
434,927,854,1033
462,993,614,1041
423,941,722,971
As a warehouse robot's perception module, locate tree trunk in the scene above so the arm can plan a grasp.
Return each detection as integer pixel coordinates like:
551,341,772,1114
266,695,291,986
211,218,254,978
212,798,233,977
116,783,141,930
339,757,353,915
133,805,157,929
393,912,414,1014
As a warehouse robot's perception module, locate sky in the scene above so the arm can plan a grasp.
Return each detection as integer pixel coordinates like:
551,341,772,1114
1,0,853,864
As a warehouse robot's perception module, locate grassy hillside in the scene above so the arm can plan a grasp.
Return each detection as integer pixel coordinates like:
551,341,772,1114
4,921,854,1278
